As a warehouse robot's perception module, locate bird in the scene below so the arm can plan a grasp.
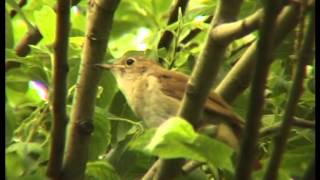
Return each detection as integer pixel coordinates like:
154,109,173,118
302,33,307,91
96,53,244,148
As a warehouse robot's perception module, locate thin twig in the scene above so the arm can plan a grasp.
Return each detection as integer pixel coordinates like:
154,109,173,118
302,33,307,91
260,117,315,138
157,0,190,50
215,2,302,103
60,0,120,179
211,9,263,44
263,8,314,180
46,0,70,178
234,0,283,179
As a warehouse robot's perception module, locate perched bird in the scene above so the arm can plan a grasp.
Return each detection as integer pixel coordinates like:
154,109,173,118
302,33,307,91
96,54,244,148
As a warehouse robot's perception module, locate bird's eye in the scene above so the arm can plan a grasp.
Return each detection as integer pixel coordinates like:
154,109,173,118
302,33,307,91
126,58,135,66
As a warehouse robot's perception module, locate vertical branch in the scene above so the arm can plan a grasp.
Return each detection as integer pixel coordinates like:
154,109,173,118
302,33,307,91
151,0,244,179
157,0,189,50
61,0,120,180
234,0,282,179
263,9,314,180
46,0,70,178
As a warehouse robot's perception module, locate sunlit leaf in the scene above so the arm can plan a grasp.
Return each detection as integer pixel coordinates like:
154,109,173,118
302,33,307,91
146,117,234,171
85,161,121,180
34,6,56,44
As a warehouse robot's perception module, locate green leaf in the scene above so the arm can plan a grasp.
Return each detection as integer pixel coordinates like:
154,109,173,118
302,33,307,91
129,128,156,152
146,117,197,151
96,71,118,109
108,91,140,145
88,107,112,161
5,103,17,146
108,148,155,180
6,0,34,30
6,142,43,179
34,6,56,44
146,117,234,171
85,161,120,180
5,6,14,48
65,106,111,161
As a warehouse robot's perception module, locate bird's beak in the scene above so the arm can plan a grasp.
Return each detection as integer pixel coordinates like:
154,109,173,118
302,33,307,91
95,63,114,70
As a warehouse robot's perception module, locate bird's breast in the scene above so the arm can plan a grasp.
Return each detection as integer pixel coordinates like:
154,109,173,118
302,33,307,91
125,75,180,127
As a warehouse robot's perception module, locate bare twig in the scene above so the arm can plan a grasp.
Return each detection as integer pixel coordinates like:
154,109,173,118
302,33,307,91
180,16,212,45
46,0,70,179
157,0,190,50
211,9,262,44
141,160,161,180
15,27,43,57
234,0,283,179
5,61,21,72
60,0,120,179
263,8,314,180
215,2,302,103
260,117,315,138
181,160,204,174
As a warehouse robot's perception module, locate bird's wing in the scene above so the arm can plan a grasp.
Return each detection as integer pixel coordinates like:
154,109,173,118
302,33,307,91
150,69,188,101
150,69,244,131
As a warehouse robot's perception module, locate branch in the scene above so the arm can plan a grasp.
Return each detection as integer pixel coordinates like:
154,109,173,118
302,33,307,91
178,8,261,52
181,160,204,174
141,160,161,180
211,9,262,44
215,2,302,103
157,0,190,50
260,117,315,138
14,0,81,57
234,0,283,179
60,0,120,180
180,16,212,45
10,0,27,17
5,61,21,72
263,9,314,180
15,27,43,57
149,0,245,179
46,0,70,178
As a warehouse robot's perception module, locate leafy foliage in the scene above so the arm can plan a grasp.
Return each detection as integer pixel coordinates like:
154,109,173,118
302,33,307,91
146,117,234,171
5,0,314,179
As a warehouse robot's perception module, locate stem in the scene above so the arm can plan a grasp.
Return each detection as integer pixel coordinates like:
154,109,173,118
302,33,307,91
263,9,314,180
157,0,190,51
46,0,70,178
61,1,120,179
215,2,302,103
234,0,282,179
151,0,244,179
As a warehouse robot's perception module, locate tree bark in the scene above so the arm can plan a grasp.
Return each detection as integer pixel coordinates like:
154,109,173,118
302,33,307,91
46,0,70,179
61,0,120,179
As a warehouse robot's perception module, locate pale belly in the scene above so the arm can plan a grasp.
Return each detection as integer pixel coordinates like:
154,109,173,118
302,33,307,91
124,76,180,127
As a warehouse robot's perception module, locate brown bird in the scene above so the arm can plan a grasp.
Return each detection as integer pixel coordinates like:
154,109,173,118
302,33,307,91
96,54,244,148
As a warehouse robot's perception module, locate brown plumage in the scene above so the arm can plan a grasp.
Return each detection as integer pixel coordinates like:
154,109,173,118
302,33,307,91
97,55,245,148
150,67,244,138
